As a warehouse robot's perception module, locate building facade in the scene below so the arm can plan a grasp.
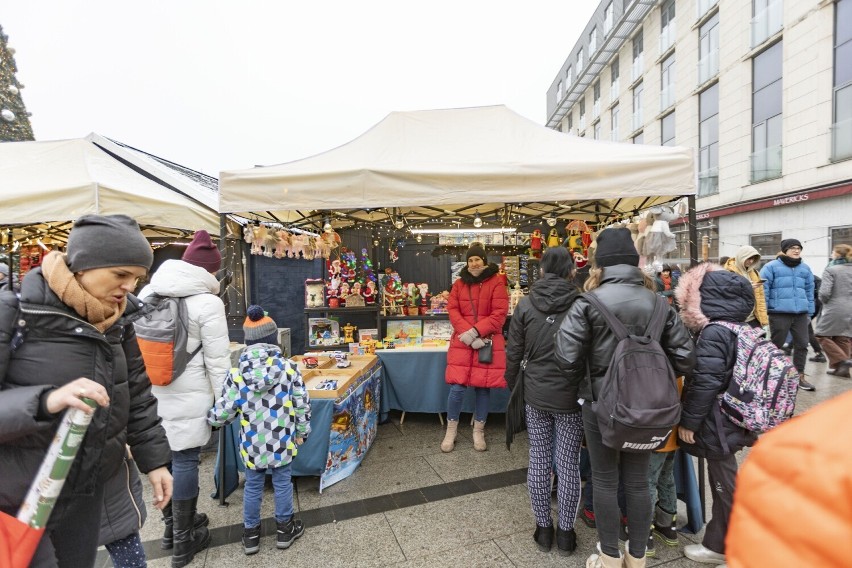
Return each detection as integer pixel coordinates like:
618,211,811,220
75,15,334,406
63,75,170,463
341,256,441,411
546,0,851,275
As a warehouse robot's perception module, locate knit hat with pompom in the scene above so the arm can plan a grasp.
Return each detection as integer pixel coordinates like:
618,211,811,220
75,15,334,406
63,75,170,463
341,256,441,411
243,304,278,345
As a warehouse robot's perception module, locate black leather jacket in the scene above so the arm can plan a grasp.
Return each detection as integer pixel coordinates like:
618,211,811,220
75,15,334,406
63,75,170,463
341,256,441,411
0,268,170,516
554,265,695,401
505,274,580,414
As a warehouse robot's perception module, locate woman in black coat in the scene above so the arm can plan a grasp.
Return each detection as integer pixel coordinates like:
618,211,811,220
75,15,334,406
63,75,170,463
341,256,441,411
674,263,759,565
505,247,581,556
0,215,172,567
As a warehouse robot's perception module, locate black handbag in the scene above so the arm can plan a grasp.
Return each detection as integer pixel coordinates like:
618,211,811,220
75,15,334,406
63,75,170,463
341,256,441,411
505,308,566,450
468,287,493,364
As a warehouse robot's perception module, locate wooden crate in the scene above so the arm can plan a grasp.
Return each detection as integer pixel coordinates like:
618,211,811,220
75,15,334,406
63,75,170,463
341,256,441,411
303,369,363,399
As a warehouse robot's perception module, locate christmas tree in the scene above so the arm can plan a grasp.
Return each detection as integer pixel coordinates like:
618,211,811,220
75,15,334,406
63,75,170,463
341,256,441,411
0,25,35,142
360,247,377,283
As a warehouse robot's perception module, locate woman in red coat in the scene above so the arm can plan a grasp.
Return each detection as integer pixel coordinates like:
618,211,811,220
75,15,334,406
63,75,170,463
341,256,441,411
442,242,509,453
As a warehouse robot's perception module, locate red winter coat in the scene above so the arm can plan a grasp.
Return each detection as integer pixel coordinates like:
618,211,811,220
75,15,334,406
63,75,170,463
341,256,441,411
445,265,509,388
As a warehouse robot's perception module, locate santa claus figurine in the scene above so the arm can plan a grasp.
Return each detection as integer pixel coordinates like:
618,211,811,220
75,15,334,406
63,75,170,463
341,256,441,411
363,281,377,305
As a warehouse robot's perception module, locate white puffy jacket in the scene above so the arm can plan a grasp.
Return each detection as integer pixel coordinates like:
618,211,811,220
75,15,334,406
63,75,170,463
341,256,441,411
140,260,230,451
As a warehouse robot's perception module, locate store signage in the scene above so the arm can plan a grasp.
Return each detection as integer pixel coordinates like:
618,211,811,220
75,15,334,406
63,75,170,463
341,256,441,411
672,182,851,225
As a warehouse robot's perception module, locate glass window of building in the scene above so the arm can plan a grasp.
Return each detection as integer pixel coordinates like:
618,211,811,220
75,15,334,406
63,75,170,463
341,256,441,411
751,41,783,182
594,121,602,140
611,103,620,140
593,81,601,117
831,225,852,250
579,98,586,118
660,0,676,52
752,0,783,48
632,30,644,81
604,2,614,35
568,66,574,85
610,56,620,99
557,80,563,101
578,48,585,71
699,13,720,85
567,111,573,131
632,81,644,131
633,132,645,144
590,27,598,54
699,83,719,196
832,0,852,161
750,232,782,266
661,53,676,111
661,111,676,146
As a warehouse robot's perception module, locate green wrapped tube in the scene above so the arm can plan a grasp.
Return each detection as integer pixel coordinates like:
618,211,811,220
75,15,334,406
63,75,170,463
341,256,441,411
16,398,97,529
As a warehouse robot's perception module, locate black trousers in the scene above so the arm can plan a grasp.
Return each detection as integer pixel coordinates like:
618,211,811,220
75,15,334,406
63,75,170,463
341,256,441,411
769,313,809,373
702,454,738,554
30,483,105,568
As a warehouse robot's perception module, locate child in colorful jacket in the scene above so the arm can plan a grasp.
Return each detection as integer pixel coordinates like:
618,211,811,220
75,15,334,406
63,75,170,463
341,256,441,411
208,306,311,556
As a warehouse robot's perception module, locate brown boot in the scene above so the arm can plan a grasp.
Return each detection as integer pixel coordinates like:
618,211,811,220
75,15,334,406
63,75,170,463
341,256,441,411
623,551,647,568
798,372,816,391
473,420,487,451
586,550,622,568
441,420,459,452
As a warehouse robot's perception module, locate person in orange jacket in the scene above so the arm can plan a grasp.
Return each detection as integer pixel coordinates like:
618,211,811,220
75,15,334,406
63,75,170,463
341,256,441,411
726,390,852,567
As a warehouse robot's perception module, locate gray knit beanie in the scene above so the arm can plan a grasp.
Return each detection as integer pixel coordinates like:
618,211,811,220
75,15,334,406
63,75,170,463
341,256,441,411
66,214,154,272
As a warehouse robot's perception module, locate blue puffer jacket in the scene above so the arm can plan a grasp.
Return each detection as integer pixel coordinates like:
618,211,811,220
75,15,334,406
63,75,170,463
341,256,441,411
760,258,814,316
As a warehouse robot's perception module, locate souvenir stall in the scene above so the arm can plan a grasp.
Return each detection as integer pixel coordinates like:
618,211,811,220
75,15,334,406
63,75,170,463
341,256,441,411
217,104,697,482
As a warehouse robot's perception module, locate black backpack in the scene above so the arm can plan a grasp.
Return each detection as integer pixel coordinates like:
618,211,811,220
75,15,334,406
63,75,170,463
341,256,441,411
583,292,681,453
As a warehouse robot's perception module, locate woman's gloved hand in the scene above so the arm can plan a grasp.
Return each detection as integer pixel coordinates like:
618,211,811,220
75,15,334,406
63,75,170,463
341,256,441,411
470,337,487,350
458,328,479,345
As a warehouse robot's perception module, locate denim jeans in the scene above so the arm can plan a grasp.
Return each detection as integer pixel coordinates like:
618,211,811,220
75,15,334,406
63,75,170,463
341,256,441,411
446,384,490,422
648,451,677,514
171,447,201,500
243,464,294,528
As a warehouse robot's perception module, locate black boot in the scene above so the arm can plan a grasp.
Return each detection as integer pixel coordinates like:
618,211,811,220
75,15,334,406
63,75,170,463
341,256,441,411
171,496,211,568
276,518,305,549
555,526,577,556
533,524,554,552
161,502,210,550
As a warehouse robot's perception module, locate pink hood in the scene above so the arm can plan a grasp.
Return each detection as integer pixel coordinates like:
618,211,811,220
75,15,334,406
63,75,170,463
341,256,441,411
674,262,725,332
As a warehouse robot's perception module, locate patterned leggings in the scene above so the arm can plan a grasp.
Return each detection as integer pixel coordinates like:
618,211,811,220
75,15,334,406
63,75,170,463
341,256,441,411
525,405,584,530
105,531,147,568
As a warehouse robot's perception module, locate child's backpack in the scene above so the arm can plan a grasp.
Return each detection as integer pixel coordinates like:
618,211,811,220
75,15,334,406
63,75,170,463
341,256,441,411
132,294,201,386
583,293,681,453
708,321,798,433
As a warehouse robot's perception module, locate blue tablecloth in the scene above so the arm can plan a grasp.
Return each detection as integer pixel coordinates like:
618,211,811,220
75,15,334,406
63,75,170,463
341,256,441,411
377,349,510,418
214,359,382,495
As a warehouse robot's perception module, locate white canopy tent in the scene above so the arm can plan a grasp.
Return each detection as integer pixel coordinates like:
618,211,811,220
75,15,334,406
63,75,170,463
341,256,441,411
0,133,220,235
219,105,695,229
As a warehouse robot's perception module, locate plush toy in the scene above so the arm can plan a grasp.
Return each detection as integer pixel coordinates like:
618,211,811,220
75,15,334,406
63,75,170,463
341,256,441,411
642,205,677,261
273,230,290,259
261,228,279,258
573,252,588,269
635,213,653,260
547,228,560,248
530,229,543,259
243,224,255,245
329,259,342,281
251,224,267,255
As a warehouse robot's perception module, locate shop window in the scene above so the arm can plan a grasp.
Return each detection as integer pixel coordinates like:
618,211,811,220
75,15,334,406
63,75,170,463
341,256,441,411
750,232,782,266
831,225,852,250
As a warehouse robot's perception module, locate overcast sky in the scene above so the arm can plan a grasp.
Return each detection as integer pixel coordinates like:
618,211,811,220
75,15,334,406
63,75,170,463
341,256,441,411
1,1,597,176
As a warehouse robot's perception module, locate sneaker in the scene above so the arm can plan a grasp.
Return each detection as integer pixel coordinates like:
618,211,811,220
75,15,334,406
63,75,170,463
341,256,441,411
684,543,726,564
809,353,827,362
798,377,816,391
276,518,305,549
645,533,656,558
653,522,678,546
580,508,596,528
242,525,261,555
828,360,852,378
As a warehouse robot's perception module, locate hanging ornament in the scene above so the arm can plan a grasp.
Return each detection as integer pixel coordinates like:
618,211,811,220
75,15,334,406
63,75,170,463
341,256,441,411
546,216,558,227
416,234,423,243
1,109,15,122
8,85,19,95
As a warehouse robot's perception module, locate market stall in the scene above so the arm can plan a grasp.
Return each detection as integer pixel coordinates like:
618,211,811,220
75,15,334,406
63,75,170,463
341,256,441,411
215,104,697,482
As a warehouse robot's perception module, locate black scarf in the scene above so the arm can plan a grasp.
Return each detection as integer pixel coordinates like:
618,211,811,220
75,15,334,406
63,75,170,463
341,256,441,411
779,255,802,268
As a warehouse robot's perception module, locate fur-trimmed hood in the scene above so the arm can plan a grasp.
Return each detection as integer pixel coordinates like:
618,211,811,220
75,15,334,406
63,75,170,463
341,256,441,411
675,263,754,332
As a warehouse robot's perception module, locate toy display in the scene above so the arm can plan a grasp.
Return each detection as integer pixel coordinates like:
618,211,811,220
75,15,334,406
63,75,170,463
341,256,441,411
429,290,450,313
380,269,405,315
385,320,422,347
308,318,343,347
422,320,453,341
305,279,326,308
417,283,430,315
343,323,357,344
363,281,377,305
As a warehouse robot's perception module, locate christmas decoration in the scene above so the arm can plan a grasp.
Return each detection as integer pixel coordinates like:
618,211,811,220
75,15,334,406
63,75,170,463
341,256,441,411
360,248,377,283
0,25,34,142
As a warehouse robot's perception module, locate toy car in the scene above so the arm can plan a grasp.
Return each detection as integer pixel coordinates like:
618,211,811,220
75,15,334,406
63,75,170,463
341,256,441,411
334,352,351,368
303,356,319,369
